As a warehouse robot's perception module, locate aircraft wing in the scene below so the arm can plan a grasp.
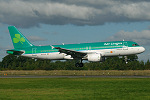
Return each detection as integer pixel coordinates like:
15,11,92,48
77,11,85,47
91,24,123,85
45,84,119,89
54,47,87,58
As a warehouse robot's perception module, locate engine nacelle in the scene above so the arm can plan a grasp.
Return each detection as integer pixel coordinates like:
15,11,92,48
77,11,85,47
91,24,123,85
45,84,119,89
87,53,102,62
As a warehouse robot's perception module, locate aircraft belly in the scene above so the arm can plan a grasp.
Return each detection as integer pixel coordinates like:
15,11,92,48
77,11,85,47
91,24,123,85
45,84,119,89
102,47,138,56
102,47,142,56
22,52,64,60
101,49,117,56
46,52,64,60
22,54,36,58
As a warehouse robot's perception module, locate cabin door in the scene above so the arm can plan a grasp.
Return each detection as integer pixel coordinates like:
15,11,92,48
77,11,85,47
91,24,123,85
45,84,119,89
123,42,128,50
32,48,37,57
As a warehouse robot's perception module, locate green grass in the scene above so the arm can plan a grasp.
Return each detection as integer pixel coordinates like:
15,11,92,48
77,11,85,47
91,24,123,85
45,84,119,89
1,70,150,76
0,78,150,100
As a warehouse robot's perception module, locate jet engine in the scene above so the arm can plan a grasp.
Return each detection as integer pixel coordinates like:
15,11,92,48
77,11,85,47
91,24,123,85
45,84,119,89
87,53,102,62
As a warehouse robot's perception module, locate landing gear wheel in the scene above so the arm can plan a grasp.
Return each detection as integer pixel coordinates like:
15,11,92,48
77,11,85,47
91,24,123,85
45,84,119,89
75,59,84,67
79,63,83,67
75,63,84,67
75,63,80,67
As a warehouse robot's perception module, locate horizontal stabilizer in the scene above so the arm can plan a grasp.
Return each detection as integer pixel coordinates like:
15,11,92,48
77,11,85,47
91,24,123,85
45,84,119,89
6,50,25,55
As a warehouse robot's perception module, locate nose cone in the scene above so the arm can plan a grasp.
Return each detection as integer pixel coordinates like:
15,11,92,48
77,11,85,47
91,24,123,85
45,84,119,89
140,47,145,53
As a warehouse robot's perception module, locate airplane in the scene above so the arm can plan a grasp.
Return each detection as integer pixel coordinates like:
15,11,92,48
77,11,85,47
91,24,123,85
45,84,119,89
6,26,145,67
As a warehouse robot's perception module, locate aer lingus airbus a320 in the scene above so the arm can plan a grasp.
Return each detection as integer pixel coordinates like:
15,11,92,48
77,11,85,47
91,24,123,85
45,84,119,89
7,26,145,67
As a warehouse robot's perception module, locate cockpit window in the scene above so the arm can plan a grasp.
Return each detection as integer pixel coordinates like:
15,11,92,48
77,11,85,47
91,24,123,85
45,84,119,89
132,44,139,46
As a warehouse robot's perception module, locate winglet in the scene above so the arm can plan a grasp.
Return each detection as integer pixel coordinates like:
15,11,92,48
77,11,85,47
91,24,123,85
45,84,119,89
50,45,55,49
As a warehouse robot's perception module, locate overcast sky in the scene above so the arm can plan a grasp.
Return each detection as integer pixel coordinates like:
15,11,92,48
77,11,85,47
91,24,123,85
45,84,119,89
0,0,150,61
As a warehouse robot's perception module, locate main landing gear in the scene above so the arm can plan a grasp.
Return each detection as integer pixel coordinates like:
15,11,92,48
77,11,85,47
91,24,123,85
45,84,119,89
75,59,84,67
75,63,84,67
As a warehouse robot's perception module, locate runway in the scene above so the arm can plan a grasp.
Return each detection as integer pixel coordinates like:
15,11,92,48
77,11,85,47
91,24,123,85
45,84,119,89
1,75,150,78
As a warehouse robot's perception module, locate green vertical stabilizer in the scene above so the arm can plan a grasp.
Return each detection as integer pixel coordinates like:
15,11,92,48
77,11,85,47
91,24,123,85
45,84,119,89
8,26,33,49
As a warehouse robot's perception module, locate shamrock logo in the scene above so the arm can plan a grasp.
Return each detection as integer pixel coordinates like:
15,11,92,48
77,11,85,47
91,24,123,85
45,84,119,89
13,34,25,44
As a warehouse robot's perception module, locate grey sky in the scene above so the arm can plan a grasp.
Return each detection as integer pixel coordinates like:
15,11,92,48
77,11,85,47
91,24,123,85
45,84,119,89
0,0,150,28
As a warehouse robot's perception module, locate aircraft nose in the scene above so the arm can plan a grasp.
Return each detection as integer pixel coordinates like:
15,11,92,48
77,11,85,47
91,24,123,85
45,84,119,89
140,47,145,53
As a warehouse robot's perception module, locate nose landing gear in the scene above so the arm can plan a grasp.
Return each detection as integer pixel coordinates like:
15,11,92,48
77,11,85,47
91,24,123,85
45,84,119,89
124,56,128,64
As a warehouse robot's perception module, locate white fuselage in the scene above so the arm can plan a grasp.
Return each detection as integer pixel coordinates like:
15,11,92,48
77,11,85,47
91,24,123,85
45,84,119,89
22,46,145,60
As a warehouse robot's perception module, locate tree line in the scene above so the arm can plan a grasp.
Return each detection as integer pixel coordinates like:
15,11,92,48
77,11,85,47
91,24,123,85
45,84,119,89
0,54,150,70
